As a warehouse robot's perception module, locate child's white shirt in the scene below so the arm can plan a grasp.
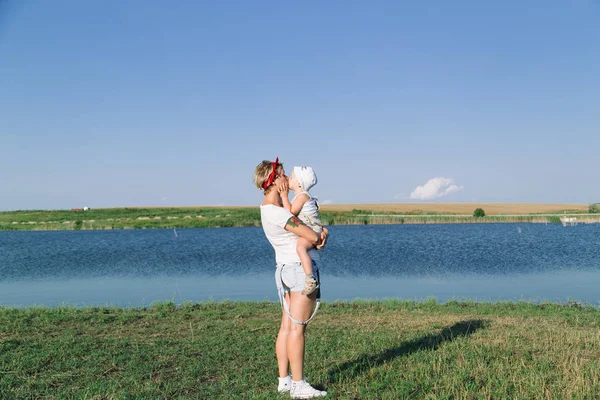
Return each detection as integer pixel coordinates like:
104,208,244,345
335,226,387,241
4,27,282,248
291,191,322,233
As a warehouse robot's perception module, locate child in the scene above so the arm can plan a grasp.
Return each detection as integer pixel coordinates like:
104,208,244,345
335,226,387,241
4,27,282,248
281,166,323,295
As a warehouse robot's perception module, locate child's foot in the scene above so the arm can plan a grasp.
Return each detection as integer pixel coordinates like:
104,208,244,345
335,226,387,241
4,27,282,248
301,274,320,296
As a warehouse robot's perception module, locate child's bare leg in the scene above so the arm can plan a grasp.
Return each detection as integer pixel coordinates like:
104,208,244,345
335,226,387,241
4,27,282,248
297,237,314,276
297,238,319,295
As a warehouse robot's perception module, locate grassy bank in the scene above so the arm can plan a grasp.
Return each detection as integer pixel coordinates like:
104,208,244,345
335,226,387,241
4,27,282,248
1,300,599,399
0,207,262,231
322,203,590,215
1,207,598,231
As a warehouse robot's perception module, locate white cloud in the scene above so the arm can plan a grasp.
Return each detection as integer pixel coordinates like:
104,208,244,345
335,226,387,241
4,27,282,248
409,177,464,200
320,199,333,205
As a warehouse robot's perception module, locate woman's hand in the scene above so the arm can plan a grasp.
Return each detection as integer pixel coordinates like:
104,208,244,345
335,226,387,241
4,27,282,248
316,227,328,249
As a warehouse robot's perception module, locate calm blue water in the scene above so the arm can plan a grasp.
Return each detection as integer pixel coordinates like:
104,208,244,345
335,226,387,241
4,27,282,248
1,223,599,307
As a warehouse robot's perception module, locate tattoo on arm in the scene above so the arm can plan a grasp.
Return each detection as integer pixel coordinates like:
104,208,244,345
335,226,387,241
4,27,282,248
286,216,305,228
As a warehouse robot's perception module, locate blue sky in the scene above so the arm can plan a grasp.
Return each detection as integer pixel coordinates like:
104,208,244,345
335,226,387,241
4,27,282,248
1,1,599,210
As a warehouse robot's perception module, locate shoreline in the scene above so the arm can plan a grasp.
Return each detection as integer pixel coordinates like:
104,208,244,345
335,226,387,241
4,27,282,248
1,298,597,311
1,205,598,231
2,215,599,231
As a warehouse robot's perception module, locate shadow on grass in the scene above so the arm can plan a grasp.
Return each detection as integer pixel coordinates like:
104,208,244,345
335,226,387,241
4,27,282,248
327,319,490,384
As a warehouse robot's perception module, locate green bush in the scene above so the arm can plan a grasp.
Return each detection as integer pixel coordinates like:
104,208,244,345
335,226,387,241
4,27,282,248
74,220,83,230
473,208,486,218
589,204,600,214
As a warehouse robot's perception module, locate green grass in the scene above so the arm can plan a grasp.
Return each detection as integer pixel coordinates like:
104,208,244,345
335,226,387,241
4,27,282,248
0,208,262,231
1,300,599,399
1,208,599,231
321,214,556,225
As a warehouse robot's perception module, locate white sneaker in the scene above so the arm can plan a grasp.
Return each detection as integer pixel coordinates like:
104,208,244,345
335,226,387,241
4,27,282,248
278,375,292,393
290,380,327,399
279,375,310,393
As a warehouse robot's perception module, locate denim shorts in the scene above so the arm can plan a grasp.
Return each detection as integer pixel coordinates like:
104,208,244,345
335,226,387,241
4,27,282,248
275,261,319,293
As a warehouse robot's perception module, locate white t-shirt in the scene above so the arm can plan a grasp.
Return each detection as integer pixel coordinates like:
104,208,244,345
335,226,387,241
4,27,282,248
260,204,320,264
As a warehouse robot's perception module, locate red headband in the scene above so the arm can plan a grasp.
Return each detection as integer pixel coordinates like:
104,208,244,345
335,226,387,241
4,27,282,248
262,157,279,189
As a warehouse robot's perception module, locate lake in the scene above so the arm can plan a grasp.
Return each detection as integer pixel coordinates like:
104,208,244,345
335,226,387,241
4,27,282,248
1,223,599,307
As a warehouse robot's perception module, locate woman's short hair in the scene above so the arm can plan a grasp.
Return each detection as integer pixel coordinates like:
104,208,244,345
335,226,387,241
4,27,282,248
253,160,284,190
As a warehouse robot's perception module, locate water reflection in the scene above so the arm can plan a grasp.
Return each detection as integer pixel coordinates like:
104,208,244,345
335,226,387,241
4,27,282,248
2,269,599,308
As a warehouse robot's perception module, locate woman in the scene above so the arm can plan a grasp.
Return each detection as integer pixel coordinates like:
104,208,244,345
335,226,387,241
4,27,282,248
254,158,328,399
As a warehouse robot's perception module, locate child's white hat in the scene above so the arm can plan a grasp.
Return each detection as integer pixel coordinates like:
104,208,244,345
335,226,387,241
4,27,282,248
293,166,317,192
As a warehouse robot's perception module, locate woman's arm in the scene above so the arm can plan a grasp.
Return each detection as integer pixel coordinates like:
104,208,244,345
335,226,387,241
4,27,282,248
284,216,322,247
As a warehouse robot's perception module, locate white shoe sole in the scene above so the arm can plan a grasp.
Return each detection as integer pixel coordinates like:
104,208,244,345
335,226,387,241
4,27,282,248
290,392,327,399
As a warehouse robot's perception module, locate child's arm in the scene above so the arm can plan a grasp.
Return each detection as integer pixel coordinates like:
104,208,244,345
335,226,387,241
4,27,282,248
278,183,291,210
289,193,309,216
280,192,292,211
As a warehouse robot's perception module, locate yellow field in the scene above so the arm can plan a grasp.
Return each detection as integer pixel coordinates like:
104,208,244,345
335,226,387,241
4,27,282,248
319,203,588,215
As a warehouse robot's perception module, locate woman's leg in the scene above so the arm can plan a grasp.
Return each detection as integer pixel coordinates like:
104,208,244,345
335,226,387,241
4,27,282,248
287,290,317,381
276,292,292,378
